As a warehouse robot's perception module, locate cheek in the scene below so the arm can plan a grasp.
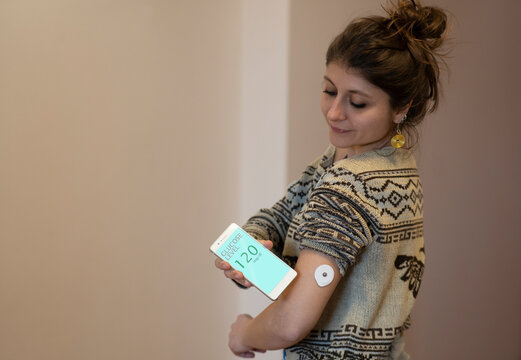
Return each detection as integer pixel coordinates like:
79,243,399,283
320,96,330,117
375,116,393,133
360,110,394,135
379,117,396,138
383,109,397,131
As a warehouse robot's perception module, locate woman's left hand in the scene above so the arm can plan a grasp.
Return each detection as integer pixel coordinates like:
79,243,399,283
229,314,266,358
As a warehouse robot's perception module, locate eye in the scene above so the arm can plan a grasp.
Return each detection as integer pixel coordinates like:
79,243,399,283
350,101,366,109
322,89,337,96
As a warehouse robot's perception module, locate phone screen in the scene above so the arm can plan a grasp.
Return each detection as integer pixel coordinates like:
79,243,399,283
214,225,293,297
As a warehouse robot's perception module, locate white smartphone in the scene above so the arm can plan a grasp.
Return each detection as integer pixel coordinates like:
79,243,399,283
210,223,297,300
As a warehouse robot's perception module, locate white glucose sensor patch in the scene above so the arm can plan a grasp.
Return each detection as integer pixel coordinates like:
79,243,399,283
314,264,334,287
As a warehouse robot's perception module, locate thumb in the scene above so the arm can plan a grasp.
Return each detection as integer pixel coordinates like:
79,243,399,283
258,240,273,250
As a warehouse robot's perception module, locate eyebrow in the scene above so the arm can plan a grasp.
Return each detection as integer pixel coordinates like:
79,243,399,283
323,75,370,98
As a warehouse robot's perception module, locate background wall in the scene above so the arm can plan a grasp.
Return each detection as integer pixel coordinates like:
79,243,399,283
0,1,243,359
237,2,289,359
1,1,519,360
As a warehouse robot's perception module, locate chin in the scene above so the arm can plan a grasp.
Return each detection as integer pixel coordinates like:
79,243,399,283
329,133,353,149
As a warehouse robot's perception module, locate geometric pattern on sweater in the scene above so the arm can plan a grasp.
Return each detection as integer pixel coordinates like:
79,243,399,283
317,166,424,245
242,145,424,360
243,147,423,257
244,161,327,258
289,318,411,360
295,161,424,275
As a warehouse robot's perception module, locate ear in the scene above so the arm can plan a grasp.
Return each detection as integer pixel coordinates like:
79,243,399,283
392,100,412,124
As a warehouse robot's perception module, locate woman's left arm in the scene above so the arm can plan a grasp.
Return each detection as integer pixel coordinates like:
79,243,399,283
228,249,342,357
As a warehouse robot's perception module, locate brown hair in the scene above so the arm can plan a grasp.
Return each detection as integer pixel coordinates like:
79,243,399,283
326,0,450,147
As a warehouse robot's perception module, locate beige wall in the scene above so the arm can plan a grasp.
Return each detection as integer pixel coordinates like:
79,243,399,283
288,0,521,359
0,1,242,359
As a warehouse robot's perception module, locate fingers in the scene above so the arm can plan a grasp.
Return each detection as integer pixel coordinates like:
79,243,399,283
236,352,255,358
227,270,252,288
215,258,231,270
215,258,252,287
224,269,240,280
258,239,273,250
238,279,252,288
234,348,266,357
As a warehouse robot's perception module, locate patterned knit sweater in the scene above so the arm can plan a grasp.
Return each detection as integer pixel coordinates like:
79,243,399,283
242,145,424,360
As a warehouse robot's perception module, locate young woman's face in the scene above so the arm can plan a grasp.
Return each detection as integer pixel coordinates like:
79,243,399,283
320,62,405,158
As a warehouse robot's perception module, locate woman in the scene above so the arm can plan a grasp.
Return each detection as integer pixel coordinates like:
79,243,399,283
215,1,449,358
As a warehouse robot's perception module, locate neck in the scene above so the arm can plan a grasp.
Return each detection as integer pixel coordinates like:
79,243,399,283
335,136,393,162
334,148,349,162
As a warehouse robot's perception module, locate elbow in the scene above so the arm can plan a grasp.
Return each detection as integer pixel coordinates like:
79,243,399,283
266,299,322,347
276,320,314,347
281,328,306,346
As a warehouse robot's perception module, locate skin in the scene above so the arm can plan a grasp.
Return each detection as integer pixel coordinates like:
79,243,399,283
216,248,341,358
321,62,410,161
215,61,411,357
214,240,274,288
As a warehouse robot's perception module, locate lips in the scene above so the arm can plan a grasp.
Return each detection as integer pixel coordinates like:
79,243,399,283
330,125,349,133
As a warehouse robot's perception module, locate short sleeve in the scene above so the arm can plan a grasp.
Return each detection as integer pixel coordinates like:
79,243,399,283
297,186,373,276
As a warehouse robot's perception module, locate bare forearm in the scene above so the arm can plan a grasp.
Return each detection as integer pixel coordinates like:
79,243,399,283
228,250,341,355
241,299,303,350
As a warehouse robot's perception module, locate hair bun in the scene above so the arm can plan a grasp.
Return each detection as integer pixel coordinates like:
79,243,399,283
387,0,448,50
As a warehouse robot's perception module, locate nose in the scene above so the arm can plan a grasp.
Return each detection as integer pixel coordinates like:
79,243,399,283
327,97,347,122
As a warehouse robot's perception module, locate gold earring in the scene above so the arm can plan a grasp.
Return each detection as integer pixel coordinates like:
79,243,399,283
391,115,406,149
